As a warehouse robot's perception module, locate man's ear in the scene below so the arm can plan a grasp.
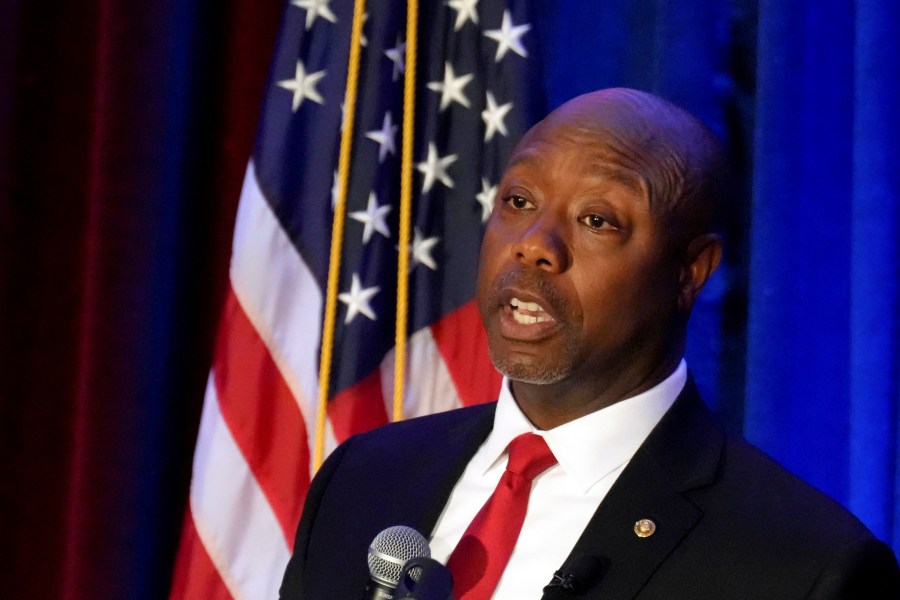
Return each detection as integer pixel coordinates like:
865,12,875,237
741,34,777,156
678,233,722,313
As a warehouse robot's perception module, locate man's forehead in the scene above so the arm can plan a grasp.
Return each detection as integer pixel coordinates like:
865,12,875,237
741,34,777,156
504,125,649,197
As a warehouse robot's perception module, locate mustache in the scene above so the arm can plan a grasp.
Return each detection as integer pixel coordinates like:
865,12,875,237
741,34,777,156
490,269,570,317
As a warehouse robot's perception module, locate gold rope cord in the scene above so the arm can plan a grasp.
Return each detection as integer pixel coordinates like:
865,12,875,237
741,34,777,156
393,0,419,422
314,0,367,471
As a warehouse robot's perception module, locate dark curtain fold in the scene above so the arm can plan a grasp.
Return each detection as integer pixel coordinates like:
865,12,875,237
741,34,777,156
0,1,283,597
2,1,899,598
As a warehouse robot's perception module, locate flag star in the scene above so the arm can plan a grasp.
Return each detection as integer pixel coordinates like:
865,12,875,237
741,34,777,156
481,91,513,141
476,178,497,222
360,12,369,47
331,170,339,210
292,0,337,30
484,10,531,61
385,38,406,81
446,0,479,31
365,112,398,162
416,142,458,193
411,228,440,271
349,192,392,243
277,61,326,112
338,273,380,323
427,62,474,111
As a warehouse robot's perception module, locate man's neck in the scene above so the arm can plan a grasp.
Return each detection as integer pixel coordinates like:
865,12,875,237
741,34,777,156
510,354,683,430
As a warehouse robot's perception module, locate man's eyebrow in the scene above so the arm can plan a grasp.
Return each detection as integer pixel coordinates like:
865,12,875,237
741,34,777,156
591,164,645,195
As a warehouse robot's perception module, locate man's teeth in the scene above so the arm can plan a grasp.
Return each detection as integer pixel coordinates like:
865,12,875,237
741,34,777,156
510,297,551,325
510,297,546,312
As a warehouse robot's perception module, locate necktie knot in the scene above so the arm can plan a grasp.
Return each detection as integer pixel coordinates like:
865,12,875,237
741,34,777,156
506,433,557,481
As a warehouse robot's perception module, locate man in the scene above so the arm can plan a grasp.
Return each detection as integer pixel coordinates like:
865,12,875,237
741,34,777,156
280,88,900,598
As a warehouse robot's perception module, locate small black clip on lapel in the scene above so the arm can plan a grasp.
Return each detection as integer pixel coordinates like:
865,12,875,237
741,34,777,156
543,553,604,596
546,570,579,593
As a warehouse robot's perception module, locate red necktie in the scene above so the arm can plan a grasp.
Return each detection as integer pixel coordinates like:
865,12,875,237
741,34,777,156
446,433,558,599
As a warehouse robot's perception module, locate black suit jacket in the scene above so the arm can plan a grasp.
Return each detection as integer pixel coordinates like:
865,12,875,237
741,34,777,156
280,380,900,598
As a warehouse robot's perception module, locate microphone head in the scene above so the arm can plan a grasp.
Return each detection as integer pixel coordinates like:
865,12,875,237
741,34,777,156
367,526,431,587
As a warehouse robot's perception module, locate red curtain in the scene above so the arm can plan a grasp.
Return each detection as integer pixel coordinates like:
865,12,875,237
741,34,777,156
0,1,282,597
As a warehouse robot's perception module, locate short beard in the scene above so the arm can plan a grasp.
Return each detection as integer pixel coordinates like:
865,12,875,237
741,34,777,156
488,337,581,385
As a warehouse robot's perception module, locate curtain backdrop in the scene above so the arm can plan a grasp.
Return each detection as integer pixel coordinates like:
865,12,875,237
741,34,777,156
2,1,898,598
0,1,284,598
745,0,900,546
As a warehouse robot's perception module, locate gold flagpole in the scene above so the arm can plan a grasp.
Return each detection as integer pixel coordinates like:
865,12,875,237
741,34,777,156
314,0,368,471
394,0,419,423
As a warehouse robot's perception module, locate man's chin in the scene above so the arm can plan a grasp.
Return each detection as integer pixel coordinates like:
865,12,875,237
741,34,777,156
491,355,574,386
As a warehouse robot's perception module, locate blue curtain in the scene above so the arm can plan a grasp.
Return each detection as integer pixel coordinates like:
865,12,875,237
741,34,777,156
541,0,900,550
746,0,900,545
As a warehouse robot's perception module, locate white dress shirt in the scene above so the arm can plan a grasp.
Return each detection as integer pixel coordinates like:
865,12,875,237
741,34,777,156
429,361,687,598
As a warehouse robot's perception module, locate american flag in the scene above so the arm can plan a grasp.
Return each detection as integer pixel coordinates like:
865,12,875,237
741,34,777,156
169,0,544,597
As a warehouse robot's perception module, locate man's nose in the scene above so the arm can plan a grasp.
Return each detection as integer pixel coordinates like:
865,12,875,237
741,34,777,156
511,217,570,273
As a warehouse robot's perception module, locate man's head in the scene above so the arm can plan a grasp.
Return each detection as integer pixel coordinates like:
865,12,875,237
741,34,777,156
476,88,724,420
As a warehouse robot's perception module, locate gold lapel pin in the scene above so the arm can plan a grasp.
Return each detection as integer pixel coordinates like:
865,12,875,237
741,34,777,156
634,518,656,538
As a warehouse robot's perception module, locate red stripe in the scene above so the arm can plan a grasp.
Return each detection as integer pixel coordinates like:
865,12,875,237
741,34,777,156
213,287,310,546
430,300,502,406
328,368,389,442
168,512,233,600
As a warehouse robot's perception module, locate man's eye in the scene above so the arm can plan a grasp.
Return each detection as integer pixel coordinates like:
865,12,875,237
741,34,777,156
505,195,533,210
580,214,615,230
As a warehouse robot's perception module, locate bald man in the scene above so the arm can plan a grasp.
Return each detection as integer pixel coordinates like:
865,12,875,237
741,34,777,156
280,89,900,599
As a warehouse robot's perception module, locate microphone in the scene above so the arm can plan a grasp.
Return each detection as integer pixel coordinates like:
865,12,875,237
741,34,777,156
363,525,431,600
543,553,605,596
394,556,454,600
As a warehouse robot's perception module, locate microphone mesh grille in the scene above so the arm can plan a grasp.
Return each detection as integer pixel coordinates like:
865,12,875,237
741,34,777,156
367,526,430,585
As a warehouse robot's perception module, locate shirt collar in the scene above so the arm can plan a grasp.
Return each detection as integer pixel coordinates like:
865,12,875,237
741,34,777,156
475,360,687,493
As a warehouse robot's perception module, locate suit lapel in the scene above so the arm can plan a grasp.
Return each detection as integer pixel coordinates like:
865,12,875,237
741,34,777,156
402,403,497,537
544,379,724,599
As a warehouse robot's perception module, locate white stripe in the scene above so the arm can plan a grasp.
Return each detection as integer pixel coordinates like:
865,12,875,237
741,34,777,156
229,160,338,453
380,326,463,419
190,374,292,600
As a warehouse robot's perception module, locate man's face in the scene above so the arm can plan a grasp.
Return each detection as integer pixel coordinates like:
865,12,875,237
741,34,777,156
476,120,683,391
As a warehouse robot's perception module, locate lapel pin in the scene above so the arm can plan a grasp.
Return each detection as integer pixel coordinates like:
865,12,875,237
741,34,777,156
634,518,656,538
